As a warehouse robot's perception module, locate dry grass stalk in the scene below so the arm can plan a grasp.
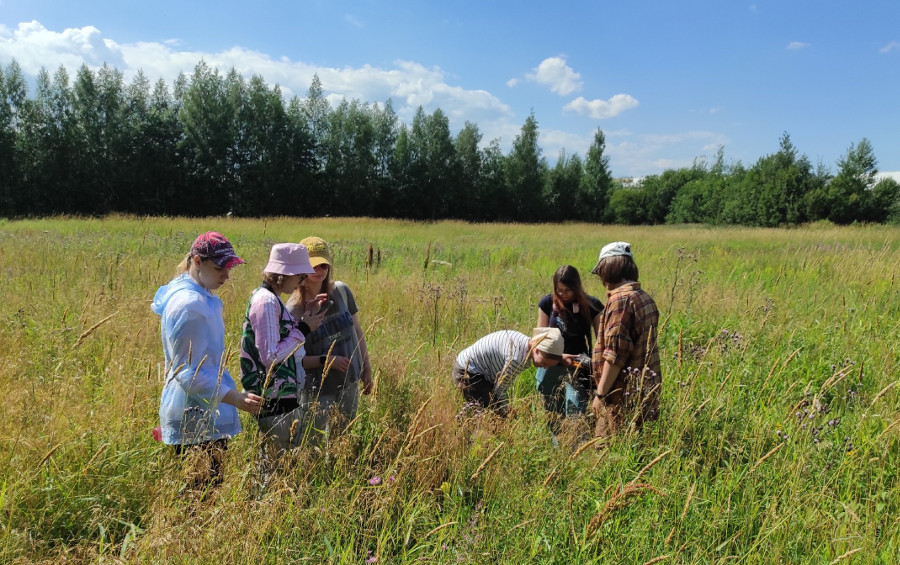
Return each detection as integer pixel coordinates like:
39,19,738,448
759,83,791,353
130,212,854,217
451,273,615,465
748,442,784,476
870,380,897,407
665,481,696,546
424,521,458,538
839,502,861,523
411,423,441,443
876,417,900,440
761,347,801,393
408,395,434,437
641,556,671,565
628,449,673,486
680,482,696,521
818,363,854,395
692,398,711,416
469,441,505,483
587,482,665,537
829,548,862,564
509,518,535,533
541,467,559,488
319,341,338,383
568,492,577,545
72,311,118,348
367,427,389,463
35,443,63,470
81,443,109,474
569,437,606,461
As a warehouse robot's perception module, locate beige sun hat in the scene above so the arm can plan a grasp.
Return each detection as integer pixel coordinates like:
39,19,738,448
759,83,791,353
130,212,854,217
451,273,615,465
531,327,564,356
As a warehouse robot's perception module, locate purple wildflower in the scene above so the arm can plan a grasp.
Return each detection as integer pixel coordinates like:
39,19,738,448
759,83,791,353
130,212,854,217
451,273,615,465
369,476,382,486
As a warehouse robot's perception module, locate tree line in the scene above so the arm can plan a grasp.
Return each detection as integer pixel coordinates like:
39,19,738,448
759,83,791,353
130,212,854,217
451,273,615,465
1,59,897,224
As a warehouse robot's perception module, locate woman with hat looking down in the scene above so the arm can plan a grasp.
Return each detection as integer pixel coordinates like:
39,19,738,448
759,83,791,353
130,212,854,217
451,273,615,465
287,237,373,445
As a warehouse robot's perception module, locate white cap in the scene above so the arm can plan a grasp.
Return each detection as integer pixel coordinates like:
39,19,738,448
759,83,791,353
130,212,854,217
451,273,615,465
592,241,633,274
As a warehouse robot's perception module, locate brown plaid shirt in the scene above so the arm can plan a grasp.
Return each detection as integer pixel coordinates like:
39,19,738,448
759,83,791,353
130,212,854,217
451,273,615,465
593,282,661,421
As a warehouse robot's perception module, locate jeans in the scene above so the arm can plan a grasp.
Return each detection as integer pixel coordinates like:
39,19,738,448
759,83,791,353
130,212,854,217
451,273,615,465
536,365,588,435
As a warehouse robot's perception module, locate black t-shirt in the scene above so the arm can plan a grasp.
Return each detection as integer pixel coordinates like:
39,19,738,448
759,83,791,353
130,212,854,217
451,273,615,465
538,294,603,355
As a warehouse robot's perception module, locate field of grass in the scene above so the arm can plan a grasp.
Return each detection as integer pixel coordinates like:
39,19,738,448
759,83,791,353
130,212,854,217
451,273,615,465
1,216,898,564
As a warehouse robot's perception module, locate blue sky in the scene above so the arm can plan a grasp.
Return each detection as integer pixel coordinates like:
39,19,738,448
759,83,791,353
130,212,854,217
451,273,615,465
1,0,898,179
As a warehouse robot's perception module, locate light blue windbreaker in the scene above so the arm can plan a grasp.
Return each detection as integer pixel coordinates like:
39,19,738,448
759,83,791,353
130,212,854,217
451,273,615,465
151,273,241,445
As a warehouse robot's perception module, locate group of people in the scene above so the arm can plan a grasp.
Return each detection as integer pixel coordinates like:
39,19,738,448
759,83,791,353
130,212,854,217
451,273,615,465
152,231,661,491
453,241,661,441
152,232,370,490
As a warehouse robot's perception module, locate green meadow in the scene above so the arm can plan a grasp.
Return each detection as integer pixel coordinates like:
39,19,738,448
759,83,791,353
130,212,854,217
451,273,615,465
1,216,898,564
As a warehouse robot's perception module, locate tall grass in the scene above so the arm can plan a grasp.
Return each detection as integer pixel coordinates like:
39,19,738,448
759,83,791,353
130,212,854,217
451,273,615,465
1,217,898,563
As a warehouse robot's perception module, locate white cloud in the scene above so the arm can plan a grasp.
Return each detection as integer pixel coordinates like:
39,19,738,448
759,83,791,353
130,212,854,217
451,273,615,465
652,157,695,170
0,20,512,131
787,41,810,50
879,41,900,54
506,78,519,87
540,129,593,158
524,56,582,96
0,20,738,178
600,131,730,177
643,130,728,146
876,171,900,183
0,20,126,71
345,14,364,28
563,94,639,119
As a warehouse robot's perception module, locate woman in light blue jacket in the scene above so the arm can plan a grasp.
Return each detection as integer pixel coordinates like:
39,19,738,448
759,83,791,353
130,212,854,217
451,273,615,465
152,231,262,489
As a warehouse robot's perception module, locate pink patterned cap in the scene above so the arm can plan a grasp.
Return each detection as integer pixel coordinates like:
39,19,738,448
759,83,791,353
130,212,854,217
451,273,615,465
190,231,246,269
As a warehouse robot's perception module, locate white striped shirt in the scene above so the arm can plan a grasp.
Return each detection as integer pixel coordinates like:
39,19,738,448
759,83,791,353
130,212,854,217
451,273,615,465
455,330,532,399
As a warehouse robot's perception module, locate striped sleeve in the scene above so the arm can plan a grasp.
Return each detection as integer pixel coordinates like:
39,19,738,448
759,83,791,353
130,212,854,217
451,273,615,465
457,330,530,385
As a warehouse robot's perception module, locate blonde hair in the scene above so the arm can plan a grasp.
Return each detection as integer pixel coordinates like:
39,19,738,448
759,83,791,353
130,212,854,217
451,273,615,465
175,253,192,276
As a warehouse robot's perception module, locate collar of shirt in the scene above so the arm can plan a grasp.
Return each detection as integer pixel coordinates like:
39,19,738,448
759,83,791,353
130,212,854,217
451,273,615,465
607,281,641,298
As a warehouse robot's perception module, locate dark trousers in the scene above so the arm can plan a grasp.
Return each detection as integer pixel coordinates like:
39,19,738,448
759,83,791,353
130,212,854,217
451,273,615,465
173,438,228,491
452,361,505,414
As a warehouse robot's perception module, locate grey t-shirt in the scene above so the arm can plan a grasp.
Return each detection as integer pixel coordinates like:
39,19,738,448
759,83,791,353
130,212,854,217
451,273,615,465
291,281,361,393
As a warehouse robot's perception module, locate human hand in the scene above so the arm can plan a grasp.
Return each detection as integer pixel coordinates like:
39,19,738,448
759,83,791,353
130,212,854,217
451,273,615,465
307,293,328,313
225,390,262,415
323,355,351,373
591,394,603,417
562,353,579,368
300,308,325,332
360,368,373,395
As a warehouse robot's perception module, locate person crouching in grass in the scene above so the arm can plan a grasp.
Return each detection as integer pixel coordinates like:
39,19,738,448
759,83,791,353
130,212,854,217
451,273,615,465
588,242,661,437
453,328,564,417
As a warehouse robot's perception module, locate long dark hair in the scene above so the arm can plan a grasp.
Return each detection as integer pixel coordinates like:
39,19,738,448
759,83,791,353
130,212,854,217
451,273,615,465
551,265,592,324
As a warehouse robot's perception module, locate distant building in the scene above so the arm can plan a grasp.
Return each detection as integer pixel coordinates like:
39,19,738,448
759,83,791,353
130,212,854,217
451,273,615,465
615,176,645,188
